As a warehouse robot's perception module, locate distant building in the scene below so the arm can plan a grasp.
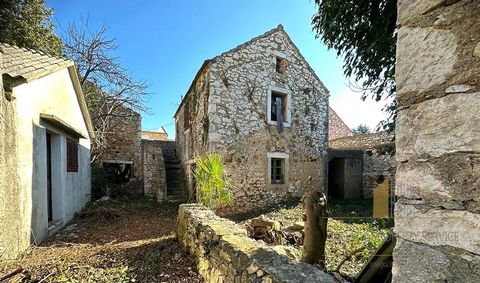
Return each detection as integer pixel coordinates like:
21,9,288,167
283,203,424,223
328,131,395,198
142,126,168,141
0,43,94,259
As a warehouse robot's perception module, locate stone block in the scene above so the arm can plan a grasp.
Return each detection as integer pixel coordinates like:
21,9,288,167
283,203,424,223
396,92,480,161
395,153,480,210
396,27,457,101
392,238,480,282
397,0,445,25
394,203,480,254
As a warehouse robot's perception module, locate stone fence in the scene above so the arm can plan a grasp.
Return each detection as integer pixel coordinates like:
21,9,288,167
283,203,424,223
177,204,335,283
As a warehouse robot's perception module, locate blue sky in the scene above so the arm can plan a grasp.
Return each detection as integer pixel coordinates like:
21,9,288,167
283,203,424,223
47,0,388,137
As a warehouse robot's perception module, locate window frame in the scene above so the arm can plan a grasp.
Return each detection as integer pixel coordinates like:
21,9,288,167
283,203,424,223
66,138,79,172
267,152,289,186
267,86,291,127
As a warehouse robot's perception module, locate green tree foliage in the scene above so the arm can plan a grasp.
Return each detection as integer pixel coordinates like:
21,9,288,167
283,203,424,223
194,153,234,208
312,0,397,132
352,124,371,135
0,0,62,56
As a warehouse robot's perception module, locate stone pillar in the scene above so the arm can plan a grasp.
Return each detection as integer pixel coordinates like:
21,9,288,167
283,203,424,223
393,0,480,281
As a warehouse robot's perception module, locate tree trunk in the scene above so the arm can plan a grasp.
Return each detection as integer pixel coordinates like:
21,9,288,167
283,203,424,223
301,191,328,269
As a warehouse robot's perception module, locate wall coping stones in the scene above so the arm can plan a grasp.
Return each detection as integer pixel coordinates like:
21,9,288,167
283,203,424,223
177,204,335,283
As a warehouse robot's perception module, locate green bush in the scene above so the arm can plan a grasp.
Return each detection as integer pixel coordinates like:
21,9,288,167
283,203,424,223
194,153,234,208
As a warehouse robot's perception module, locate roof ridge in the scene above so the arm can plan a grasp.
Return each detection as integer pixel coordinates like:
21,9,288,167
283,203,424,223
210,24,284,62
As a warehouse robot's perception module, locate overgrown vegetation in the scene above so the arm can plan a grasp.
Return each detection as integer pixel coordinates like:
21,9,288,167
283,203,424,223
91,165,142,200
194,153,234,208
242,197,393,278
0,0,62,55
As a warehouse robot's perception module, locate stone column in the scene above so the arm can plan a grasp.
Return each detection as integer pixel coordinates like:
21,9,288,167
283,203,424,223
393,0,480,281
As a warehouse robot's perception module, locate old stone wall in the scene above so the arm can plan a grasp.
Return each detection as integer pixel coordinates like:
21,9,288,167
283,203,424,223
158,140,177,162
177,204,335,283
393,0,480,281
141,140,167,201
0,52,25,259
175,64,210,194
207,27,329,213
328,107,352,140
100,108,142,181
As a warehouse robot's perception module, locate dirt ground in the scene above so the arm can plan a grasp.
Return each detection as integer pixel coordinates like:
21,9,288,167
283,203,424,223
0,198,204,283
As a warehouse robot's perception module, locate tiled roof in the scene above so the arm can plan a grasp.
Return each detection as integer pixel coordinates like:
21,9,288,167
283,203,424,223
0,43,73,82
329,131,394,150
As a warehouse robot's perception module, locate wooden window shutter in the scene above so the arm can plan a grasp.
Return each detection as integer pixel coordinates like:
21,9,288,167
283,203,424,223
67,138,79,172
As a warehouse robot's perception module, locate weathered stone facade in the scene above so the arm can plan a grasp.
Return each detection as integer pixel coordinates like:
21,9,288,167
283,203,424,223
393,0,480,281
99,108,142,182
175,25,330,213
328,107,352,140
177,204,335,282
141,140,167,201
329,132,395,198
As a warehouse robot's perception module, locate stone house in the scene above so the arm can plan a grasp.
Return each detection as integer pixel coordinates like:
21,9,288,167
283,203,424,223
142,126,168,141
174,25,330,213
328,131,395,198
0,44,94,259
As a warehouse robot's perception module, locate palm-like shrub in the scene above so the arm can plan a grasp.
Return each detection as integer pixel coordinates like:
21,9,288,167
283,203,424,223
194,153,233,208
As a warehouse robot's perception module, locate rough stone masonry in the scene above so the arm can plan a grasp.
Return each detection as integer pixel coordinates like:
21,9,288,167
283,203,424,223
393,0,480,281
175,26,330,214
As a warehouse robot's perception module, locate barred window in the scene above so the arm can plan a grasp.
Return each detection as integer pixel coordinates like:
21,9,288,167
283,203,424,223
66,138,78,172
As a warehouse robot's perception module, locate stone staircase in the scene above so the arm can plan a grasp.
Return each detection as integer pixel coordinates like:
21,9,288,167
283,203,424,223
164,156,189,202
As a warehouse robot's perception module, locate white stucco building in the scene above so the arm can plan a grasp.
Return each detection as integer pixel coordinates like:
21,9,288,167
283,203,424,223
0,43,94,259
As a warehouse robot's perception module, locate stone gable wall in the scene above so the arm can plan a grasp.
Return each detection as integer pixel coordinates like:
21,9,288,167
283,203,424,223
207,29,329,213
393,0,480,281
177,204,335,283
328,107,352,140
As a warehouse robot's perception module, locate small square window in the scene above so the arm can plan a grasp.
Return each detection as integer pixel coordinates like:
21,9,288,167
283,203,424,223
271,158,285,184
66,139,78,172
270,91,287,122
276,57,287,74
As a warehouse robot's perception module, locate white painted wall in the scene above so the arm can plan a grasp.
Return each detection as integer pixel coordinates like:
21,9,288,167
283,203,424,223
12,68,91,245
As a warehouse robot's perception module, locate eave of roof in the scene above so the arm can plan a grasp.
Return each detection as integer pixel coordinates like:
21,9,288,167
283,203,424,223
1,43,95,139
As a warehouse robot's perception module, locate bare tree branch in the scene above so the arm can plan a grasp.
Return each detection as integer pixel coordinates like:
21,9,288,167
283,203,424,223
62,18,149,163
